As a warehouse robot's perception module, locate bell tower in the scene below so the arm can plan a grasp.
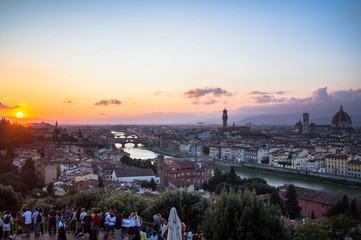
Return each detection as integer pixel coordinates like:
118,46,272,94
222,108,228,128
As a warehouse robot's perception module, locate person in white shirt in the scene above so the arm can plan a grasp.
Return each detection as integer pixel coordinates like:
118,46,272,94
108,212,116,240
128,212,136,240
2,211,13,240
80,208,87,233
186,226,193,240
22,208,32,237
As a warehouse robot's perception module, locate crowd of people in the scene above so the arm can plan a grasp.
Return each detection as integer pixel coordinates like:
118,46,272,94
0,205,205,240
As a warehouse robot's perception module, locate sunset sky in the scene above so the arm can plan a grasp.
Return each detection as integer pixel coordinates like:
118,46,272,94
1,0,360,124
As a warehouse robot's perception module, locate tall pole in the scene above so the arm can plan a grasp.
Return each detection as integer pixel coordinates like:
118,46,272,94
195,144,198,190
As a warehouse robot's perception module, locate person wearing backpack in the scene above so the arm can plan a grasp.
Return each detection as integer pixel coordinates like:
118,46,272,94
39,208,45,235
32,208,41,237
2,211,13,240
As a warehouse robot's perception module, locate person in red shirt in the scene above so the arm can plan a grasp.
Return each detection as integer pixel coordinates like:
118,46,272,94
92,210,101,236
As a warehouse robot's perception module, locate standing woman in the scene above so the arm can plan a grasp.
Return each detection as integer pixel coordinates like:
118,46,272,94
114,213,123,240
108,212,116,240
70,208,76,233
76,207,82,231
161,218,168,240
135,213,142,240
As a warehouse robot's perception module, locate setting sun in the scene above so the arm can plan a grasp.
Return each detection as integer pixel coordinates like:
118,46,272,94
16,112,23,118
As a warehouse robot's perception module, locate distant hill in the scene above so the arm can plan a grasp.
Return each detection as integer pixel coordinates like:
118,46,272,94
238,114,361,126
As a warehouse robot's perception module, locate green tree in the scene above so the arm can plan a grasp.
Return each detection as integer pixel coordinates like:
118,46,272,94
324,214,359,240
291,220,328,240
20,158,43,191
0,172,25,192
0,155,17,175
151,190,209,231
284,184,301,219
71,188,106,210
150,178,157,191
226,166,238,185
47,182,54,196
6,145,15,159
270,191,282,207
341,194,350,216
0,184,22,212
98,191,150,218
202,190,287,240
204,167,225,192
350,198,358,220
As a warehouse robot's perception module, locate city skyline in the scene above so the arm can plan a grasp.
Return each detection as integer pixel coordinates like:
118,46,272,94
1,0,361,124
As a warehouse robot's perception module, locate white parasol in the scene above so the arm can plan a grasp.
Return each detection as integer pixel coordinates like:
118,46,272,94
167,207,182,240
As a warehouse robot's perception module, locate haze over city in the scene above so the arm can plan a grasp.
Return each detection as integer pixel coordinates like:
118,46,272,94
1,0,360,124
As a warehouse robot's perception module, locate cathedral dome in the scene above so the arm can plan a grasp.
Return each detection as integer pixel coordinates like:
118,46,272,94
331,105,352,128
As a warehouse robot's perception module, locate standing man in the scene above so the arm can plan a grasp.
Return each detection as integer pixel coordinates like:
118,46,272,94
92,210,100,237
83,211,93,240
48,206,57,235
32,208,40,237
22,208,32,238
63,206,71,232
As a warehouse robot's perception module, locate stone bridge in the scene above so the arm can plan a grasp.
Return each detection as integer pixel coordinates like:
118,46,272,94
109,131,149,147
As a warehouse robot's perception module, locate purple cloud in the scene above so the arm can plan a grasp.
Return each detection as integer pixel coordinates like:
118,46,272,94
184,87,233,105
0,102,19,110
95,99,122,106
249,90,287,95
237,87,361,121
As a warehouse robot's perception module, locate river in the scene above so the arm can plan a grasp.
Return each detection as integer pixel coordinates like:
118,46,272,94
112,132,360,197
217,165,360,197
115,143,171,160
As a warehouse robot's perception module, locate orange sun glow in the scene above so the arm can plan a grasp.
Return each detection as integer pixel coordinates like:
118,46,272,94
16,112,23,118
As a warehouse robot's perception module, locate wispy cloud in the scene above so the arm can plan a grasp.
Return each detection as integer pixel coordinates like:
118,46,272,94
98,113,107,115
63,100,73,105
249,90,288,104
154,91,169,96
95,99,122,106
184,87,233,105
0,102,19,110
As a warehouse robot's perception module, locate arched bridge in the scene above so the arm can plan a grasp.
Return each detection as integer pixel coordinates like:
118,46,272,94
109,131,149,147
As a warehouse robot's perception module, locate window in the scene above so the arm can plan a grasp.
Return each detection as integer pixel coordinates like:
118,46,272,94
181,173,184,176
187,172,190,175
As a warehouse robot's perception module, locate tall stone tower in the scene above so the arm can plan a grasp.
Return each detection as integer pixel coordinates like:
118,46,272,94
222,108,228,128
302,112,309,134
157,155,165,187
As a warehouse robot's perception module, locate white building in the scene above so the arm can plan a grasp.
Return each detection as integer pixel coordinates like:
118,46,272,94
112,167,159,183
